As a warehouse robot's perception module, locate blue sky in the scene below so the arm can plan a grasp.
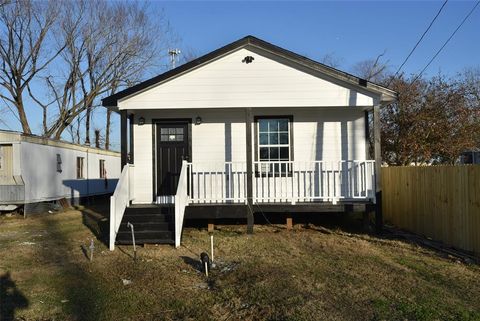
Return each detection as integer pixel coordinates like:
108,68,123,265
1,1,479,149
163,0,479,76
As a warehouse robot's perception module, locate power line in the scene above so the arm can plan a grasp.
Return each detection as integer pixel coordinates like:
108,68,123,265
410,0,480,86
388,0,448,86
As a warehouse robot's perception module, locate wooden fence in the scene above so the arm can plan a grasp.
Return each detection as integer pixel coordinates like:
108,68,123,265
382,165,480,256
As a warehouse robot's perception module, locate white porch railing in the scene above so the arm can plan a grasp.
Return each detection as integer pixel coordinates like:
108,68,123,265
109,164,133,251
174,160,189,247
187,162,247,204
186,160,375,205
253,160,375,204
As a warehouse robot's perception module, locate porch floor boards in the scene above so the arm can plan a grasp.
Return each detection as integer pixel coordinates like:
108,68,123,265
184,201,372,219
125,201,372,221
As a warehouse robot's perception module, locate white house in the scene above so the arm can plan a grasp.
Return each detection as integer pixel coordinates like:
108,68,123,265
0,130,121,213
102,36,397,250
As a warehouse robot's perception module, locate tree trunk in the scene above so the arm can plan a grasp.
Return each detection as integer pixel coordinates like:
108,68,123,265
105,108,111,150
94,129,100,148
75,117,81,144
85,104,91,145
54,122,69,141
15,95,32,134
42,107,48,136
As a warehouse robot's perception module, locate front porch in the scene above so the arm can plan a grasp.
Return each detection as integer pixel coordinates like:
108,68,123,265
107,104,383,250
109,158,376,249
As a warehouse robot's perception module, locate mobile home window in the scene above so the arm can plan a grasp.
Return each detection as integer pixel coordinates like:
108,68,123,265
56,154,62,172
99,159,106,178
76,157,84,179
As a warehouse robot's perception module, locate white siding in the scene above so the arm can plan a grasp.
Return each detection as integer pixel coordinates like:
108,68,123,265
132,108,366,203
131,109,247,203
119,48,377,110
19,142,121,203
131,111,155,203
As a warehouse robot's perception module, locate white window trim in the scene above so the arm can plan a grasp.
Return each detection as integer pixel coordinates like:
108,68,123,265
257,117,292,162
77,157,85,179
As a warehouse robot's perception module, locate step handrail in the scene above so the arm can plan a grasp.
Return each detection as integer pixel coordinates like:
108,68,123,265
109,164,132,251
174,160,189,247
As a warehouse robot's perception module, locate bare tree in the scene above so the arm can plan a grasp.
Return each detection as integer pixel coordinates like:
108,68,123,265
0,0,64,134
44,1,171,141
66,114,83,144
352,51,389,83
319,52,343,69
103,83,120,150
104,108,112,150
460,67,480,107
179,47,199,65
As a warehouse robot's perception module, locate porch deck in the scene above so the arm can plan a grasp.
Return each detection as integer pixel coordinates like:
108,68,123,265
109,160,376,249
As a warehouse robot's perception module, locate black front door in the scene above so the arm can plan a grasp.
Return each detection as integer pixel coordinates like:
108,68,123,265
155,122,189,199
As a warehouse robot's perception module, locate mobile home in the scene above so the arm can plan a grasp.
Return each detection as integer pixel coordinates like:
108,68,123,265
0,130,120,213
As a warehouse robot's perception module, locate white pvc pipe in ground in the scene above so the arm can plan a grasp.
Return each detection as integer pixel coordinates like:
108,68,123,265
210,235,214,263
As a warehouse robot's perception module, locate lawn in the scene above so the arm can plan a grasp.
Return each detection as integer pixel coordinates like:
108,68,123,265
1,207,479,321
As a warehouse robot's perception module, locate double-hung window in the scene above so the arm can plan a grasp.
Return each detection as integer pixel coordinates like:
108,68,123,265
257,117,292,175
99,159,106,178
56,154,62,173
77,157,84,179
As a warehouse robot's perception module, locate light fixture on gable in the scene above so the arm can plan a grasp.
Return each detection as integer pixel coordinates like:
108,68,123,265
138,116,145,126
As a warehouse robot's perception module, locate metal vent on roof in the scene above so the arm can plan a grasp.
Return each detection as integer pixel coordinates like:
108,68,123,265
242,56,254,64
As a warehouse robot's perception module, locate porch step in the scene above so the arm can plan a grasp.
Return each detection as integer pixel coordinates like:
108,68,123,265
119,222,173,231
116,238,175,245
116,204,175,246
124,205,174,215
123,214,173,223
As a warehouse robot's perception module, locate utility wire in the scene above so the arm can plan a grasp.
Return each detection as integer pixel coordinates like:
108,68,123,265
409,0,480,86
388,0,448,87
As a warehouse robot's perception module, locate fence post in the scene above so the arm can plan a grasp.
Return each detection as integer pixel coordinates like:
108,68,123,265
373,104,383,233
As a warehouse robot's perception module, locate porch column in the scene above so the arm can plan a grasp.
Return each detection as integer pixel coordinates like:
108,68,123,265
128,114,134,164
364,110,370,159
245,107,254,234
373,104,382,233
120,110,128,169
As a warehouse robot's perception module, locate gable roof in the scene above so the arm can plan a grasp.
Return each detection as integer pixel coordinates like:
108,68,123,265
102,35,397,107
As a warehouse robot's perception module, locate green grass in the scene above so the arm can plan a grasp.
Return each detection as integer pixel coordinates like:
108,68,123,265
1,209,479,321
